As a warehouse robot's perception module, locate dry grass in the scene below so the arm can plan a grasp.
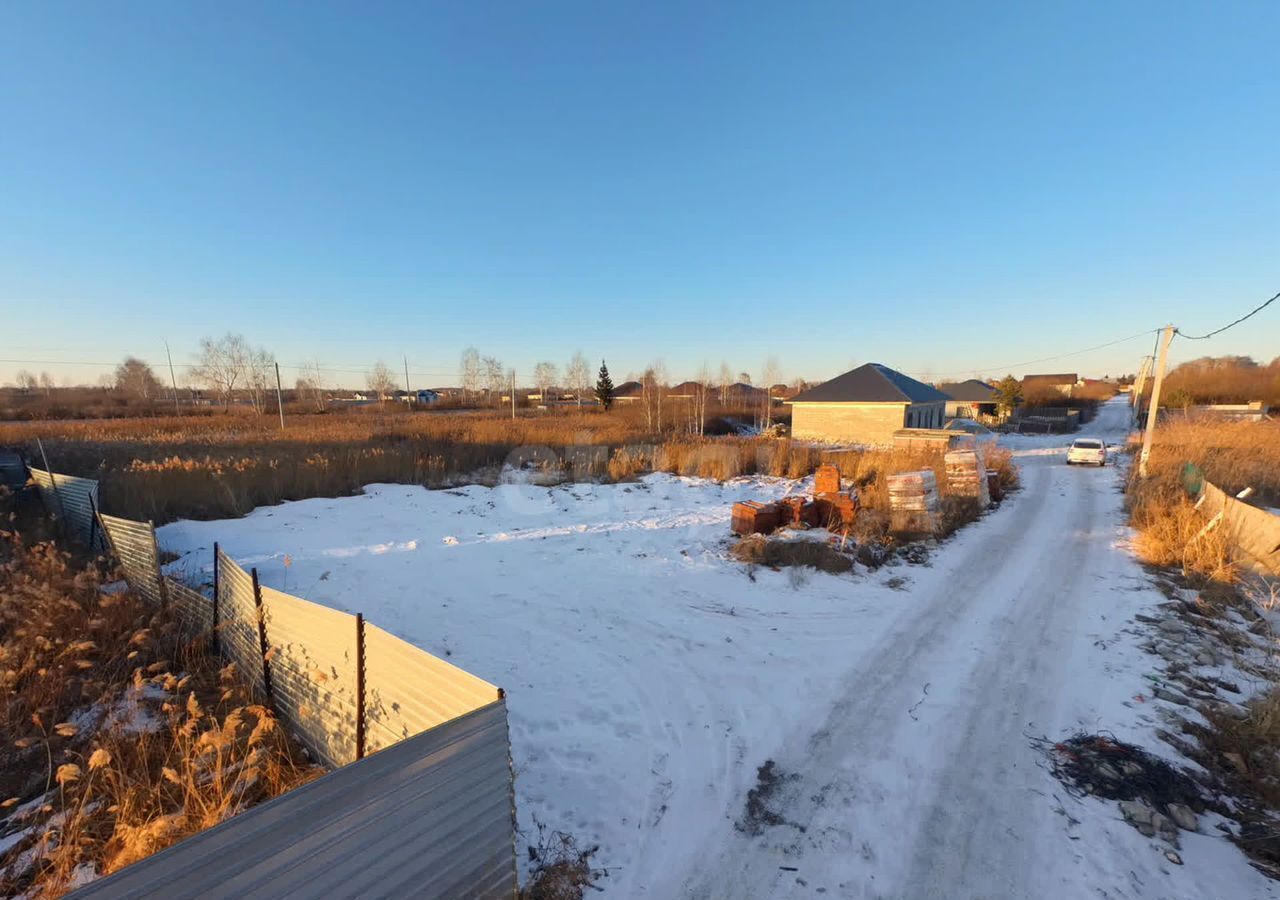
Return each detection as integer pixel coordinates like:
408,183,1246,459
1,411,1018,531
730,534,855,574
1127,418,1280,580
0,533,319,896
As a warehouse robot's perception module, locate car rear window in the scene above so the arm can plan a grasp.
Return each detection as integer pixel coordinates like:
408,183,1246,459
1074,440,1103,449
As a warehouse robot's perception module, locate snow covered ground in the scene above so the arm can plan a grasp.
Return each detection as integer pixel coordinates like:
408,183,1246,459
157,397,1277,899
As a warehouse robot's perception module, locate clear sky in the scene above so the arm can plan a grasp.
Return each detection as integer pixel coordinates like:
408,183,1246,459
3,1,1277,389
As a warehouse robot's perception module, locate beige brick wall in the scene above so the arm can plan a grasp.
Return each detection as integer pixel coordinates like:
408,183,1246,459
791,403,908,444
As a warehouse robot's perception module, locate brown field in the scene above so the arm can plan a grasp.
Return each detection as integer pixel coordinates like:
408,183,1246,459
1127,417,1280,579
0,408,1017,537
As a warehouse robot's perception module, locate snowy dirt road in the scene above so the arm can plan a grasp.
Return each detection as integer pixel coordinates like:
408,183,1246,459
677,398,1273,900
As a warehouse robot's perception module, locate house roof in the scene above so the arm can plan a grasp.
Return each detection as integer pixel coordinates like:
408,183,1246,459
613,380,643,397
937,379,997,402
1022,373,1078,386
790,363,950,404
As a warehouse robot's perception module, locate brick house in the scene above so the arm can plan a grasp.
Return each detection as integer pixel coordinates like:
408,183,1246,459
788,363,949,444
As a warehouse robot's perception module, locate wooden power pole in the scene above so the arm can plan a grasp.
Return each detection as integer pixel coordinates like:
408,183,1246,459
1138,325,1175,478
274,362,285,430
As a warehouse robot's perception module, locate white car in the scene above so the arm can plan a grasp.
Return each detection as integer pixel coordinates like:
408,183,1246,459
1066,438,1107,466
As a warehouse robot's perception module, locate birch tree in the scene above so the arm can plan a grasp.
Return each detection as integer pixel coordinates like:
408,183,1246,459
533,361,558,405
483,356,506,402
718,362,732,405
460,347,481,400
566,351,590,406
761,357,781,428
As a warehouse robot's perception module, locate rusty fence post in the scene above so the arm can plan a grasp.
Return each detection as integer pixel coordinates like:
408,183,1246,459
250,567,275,707
355,613,366,760
211,543,221,652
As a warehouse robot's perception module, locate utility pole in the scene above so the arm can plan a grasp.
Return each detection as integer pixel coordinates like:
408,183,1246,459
165,341,180,416
1131,355,1152,425
1138,325,1175,478
511,370,516,420
403,356,411,398
274,362,285,430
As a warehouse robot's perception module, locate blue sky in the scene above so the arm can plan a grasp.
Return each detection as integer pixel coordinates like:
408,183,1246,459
3,1,1277,388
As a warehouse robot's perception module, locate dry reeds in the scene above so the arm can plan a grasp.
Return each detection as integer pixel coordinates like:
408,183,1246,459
1127,418,1280,581
0,533,319,897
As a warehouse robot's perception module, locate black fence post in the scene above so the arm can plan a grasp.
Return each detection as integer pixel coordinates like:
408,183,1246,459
211,543,221,653
355,613,366,761
251,567,275,707
87,493,102,557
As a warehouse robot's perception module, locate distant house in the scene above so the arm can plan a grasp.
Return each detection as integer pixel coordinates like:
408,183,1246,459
788,363,949,444
1022,373,1079,398
399,389,440,405
613,381,643,403
938,379,998,420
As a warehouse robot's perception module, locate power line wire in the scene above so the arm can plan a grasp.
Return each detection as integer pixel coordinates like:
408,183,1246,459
906,328,1159,380
1175,289,1279,340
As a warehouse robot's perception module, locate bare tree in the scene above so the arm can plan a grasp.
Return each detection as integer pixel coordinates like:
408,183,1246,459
245,348,276,415
460,347,481,400
760,357,781,428
533,361,558,405
482,356,506,402
295,361,328,412
114,356,163,401
641,361,668,432
38,372,54,397
718,362,733,405
16,370,38,392
693,362,712,435
366,361,398,406
565,351,590,407
191,333,256,408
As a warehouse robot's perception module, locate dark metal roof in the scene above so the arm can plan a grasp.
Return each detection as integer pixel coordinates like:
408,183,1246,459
937,379,997,402
790,364,949,404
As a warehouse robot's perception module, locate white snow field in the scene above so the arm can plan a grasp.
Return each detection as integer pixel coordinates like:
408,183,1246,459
157,397,1276,899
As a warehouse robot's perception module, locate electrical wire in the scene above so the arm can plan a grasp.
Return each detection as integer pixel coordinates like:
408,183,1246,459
1175,289,1279,340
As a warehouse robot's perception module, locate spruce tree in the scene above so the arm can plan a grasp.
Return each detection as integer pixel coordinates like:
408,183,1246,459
595,360,615,410
994,375,1023,417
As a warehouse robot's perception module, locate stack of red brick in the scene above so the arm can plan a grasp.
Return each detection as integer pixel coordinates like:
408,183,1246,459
730,464,860,536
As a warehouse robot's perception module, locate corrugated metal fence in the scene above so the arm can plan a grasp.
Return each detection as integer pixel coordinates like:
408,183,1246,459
73,701,516,900
25,463,517,898
1200,480,1280,576
29,467,108,553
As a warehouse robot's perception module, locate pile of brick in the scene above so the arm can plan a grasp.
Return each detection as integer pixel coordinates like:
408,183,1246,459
887,470,939,534
730,464,860,536
812,464,858,530
944,449,990,507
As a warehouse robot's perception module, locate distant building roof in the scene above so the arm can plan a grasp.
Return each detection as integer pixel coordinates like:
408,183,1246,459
613,380,643,397
790,364,950,404
1022,373,1078,387
938,379,997,402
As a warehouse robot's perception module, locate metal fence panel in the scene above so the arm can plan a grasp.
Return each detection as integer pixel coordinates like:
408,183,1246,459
163,577,214,635
259,586,359,768
1201,481,1280,575
98,514,165,606
363,623,501,753
71,700,518,900
29,468,107,552
215,548,266,696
